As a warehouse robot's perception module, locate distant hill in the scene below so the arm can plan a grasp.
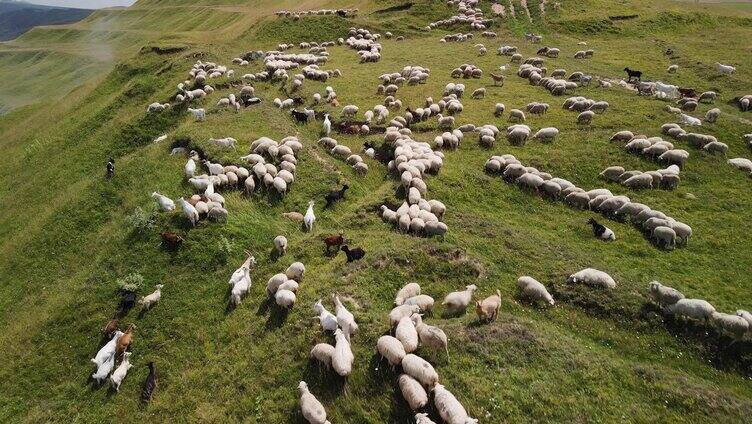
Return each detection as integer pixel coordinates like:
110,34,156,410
0,1,93,41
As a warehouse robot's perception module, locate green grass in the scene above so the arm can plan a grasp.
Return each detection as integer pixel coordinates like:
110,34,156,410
1,0,752,422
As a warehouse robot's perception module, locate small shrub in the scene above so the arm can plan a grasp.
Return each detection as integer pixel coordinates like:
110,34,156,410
116,272,144,293
215,235,235,265
126,206,157,235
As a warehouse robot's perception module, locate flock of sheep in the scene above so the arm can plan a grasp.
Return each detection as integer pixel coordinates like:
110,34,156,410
109,0,752,419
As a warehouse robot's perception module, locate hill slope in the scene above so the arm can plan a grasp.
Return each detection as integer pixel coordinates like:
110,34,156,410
0,1,94,42
1,0,752,422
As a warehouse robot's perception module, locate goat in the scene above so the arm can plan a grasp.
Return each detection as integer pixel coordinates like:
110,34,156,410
325,184,349,207
588,218,615,241
489,73,505,86
624,67,642,82
160,231,183,250
341,245,365,262
141,362,157,403
290,109,309,124
106,158,115,178
116,323,136,357
324,233,344,254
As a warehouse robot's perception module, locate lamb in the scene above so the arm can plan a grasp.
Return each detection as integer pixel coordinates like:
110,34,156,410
313,300,338,332
567,268,616,289
110,352,133,392
433,384,478,424
395,282,421,305
588,218,615,241
139,285,163,309
377,335,406,367
298,381,328,424
396,316,419,353
177,197,199,226
715,62,736,75
304,200,316,231
401,354,438,388
151,192,175,211
712,312,750,340
332,328,354,377
652,226,677,249
648,281,685,307
412,314,449,361
310,343,335,370
273,235,288,256
398,374,428,411
666,298,716,322
442,284,477,314
334,294,359,337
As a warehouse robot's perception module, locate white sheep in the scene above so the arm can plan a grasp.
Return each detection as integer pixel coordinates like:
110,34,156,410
433,384,478,424
334,294,359,337
151,192,175,211
441,284,477,314
715,62,736,75
711,312,749,340
314,300,338,332
332,328,354,377
403,295,435,313
412,314,449,360
377,335,406,367
284,262,305,282
389,304,421,327
517,276,555,306
648,281,685,306
187,107,205,121
310,343,335,370
395,316,419,353
139,284,163,309
533,127,559,142
652,226,677,249
415,413,438,424
275,289,297,308
398,374,428,411
666,298,716,322
704,108,721,123
401,354,438,388
567,268,616,289
273,235,288,256
110,351,133,392
298,381,328,424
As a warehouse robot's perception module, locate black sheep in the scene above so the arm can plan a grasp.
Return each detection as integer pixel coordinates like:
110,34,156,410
290,109,309,124
325,184,349,207
624,67,642,82
341,245,365,262
141,362,157,404
588,218,607,237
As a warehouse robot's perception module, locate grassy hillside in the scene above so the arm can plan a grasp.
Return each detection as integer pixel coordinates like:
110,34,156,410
1,0,752,422
0,1,93,42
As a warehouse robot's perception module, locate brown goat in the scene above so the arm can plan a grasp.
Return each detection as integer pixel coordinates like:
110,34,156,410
475,290,502,322
161,231,184,249
324,233,344,254
103,317,119,339
116,324,136,357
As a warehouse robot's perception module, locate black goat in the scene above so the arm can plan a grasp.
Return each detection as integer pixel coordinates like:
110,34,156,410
587,218,607,238
624,67,642,82
290,109,309,124
325,184,349,207
141,362,157,403
341,245,365,262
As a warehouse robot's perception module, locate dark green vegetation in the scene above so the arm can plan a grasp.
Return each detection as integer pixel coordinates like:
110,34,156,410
1,0,751,422
0,1,93,42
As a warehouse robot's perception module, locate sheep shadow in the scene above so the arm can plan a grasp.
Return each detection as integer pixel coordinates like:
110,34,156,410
264,304,290,331
269,247,282,262
302,361,347,399
255,296,273,317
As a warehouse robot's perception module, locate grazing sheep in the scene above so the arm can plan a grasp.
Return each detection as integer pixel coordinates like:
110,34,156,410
377,335,406,367
652,226,677,249
666,298,716,322
471,88,486,99
442,284,477,314
310,343,335,370
533,127,559,142
273,235,288,256
508,109,526,122
314,300,338,332
401,354,438,388
475,290,501,321
577,110,595,124
494,103,506,117
648,281,685,307
712,312,750,340
433,384,478,424
395,282,421,305
298,381,328,424
567,268,616,289
403,295,435,314
332,328,354,377
715,62,736,75
139,285,163,310
396,316,419,353
415,413,438,424
610,130,634,142
275,288,297,308
286,262,305,282
412,314,449,361
398,374,428,411
334,294,359,337
390,304,422,327
517,276,555,306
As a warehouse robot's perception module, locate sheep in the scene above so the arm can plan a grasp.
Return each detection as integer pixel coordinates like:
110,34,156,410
395,282,421,305
377,335,406,367
517,276,555,306
441,284,477,314
398,374,428,411
207,206,228,223
494,103,506,117
471,87,486,99
299,381,328,424
401,354,438,388
715,62,736,75
110,351,133,392
728,157,752,173
737,310,752,328
139,285,163,309
508,109,526,122
610,130,634,142
390,304,421,327
286,262,305,282
667,64,678,73
704,108,721,123
533,127,559,142
577,110,595,124
652,226,677,249
666,299,716,322
433,384,478,424
411,314,449,360
332,328,354,377
703,141,728,154
648,281,685,307
334,294,359,337
275,289,297,308
273,235,288,256
711,312,750,340
396,316,419,353
403,295,436,314
670,221,693,245
310,343,335,370
567,268,616,289
415,413,438,424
